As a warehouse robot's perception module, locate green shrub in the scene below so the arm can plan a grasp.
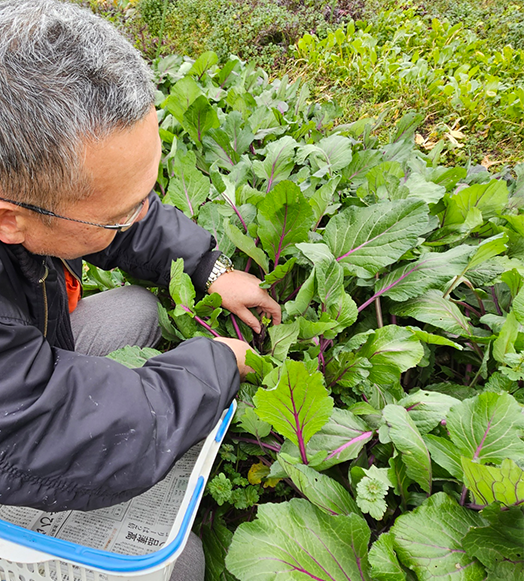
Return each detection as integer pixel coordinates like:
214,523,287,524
136,0,357,67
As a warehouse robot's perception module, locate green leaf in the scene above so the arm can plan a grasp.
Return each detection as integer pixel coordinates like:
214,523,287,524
467,232,509,270
200,511,234,581
305,407,373,470
356,465,393,520
462,457,524,507
197,202,236,256
447,392,524,464
259,258,296,289
369,532,407,581
268,320,300,361
258,180,314,262
309,176,341,223
164,76,202,123
391,290,474,336
238,407,272,439
382,405,432,493
315,257,345,309
187,51,218,79
106,345,161,369
224,221,269,273
444,179,509,226
277,454,360,516
376,246,474,302
397,390,460,434
404,173,446,204
358,325,424,384
324,199,430,277
164,150,210,219
296,134,353,178
408,326,463,350
462,506,524,576
391,112,424,142
169,258,196,315
514,285,524,324
390,493,486,581
253,360,333,455
493,310,520,363
424,434,464,479
252,136,298,191
285,268,315,317
225,499,372,581
182,94,220,144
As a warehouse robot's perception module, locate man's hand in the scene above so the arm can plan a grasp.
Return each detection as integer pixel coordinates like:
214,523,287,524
213,337,254,381
208,270,281,334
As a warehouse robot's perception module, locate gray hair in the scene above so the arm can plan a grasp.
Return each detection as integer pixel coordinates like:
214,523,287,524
0,0,155,211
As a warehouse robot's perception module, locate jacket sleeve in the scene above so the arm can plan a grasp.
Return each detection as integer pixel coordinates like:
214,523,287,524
0,319,239,511
84,192,220,291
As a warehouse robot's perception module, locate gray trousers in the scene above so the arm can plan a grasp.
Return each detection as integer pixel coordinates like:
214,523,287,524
70,285,205,581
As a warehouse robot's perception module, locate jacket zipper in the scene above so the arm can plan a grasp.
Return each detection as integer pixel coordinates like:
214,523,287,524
60,258,82,289
39,266,49,338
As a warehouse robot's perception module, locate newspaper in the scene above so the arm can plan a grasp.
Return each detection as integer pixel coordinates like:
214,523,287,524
0,442,202,558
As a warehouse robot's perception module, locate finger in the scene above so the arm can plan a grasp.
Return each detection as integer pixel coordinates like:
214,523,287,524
257,295,282,325
236,306,262,334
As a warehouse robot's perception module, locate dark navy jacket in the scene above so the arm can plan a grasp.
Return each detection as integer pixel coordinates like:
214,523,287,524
0,193,239,510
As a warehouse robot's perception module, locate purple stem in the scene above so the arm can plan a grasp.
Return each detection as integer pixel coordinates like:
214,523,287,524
326,432,373,460
244,257,252,272
181,305,221,337
491,286,503,316
391,314,397,324
460,486,468,506
358,263,422,313
232,436,281,453
231,314,245,342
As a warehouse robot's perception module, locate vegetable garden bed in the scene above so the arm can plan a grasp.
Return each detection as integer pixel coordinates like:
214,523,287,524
101,52,524,580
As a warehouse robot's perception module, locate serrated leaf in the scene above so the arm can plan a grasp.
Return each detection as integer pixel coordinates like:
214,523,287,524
398,390,460,434
258,180,314,263
358,325,424,384
369,532,407,581
252,136,298,191
164,150,210,219
324,199,430,277
391,290,473,336
390,493,486,581
169,258,196,314
278,454,360,516
447,392,524,464
238,407,271,439
382,405,432,493
461,457,524,507
225,499,372,581
224,221,269,273
253,360,333,456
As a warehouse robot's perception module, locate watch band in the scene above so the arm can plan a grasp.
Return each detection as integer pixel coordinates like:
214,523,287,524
206,254,234,289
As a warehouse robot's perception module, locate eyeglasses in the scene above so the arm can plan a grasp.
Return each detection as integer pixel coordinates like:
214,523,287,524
0,195,147,232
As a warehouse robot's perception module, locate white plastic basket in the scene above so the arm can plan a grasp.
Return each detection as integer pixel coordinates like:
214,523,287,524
0,402,236,581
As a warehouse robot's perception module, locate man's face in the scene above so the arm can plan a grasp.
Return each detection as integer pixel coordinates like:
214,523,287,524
19,107,162,259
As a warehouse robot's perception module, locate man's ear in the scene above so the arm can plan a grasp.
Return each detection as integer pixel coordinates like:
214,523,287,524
0,203,26,244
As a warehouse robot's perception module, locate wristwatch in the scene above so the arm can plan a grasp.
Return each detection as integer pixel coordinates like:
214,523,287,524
206,254,234,289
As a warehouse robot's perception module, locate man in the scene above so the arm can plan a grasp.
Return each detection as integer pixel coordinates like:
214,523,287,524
0,0,280,577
